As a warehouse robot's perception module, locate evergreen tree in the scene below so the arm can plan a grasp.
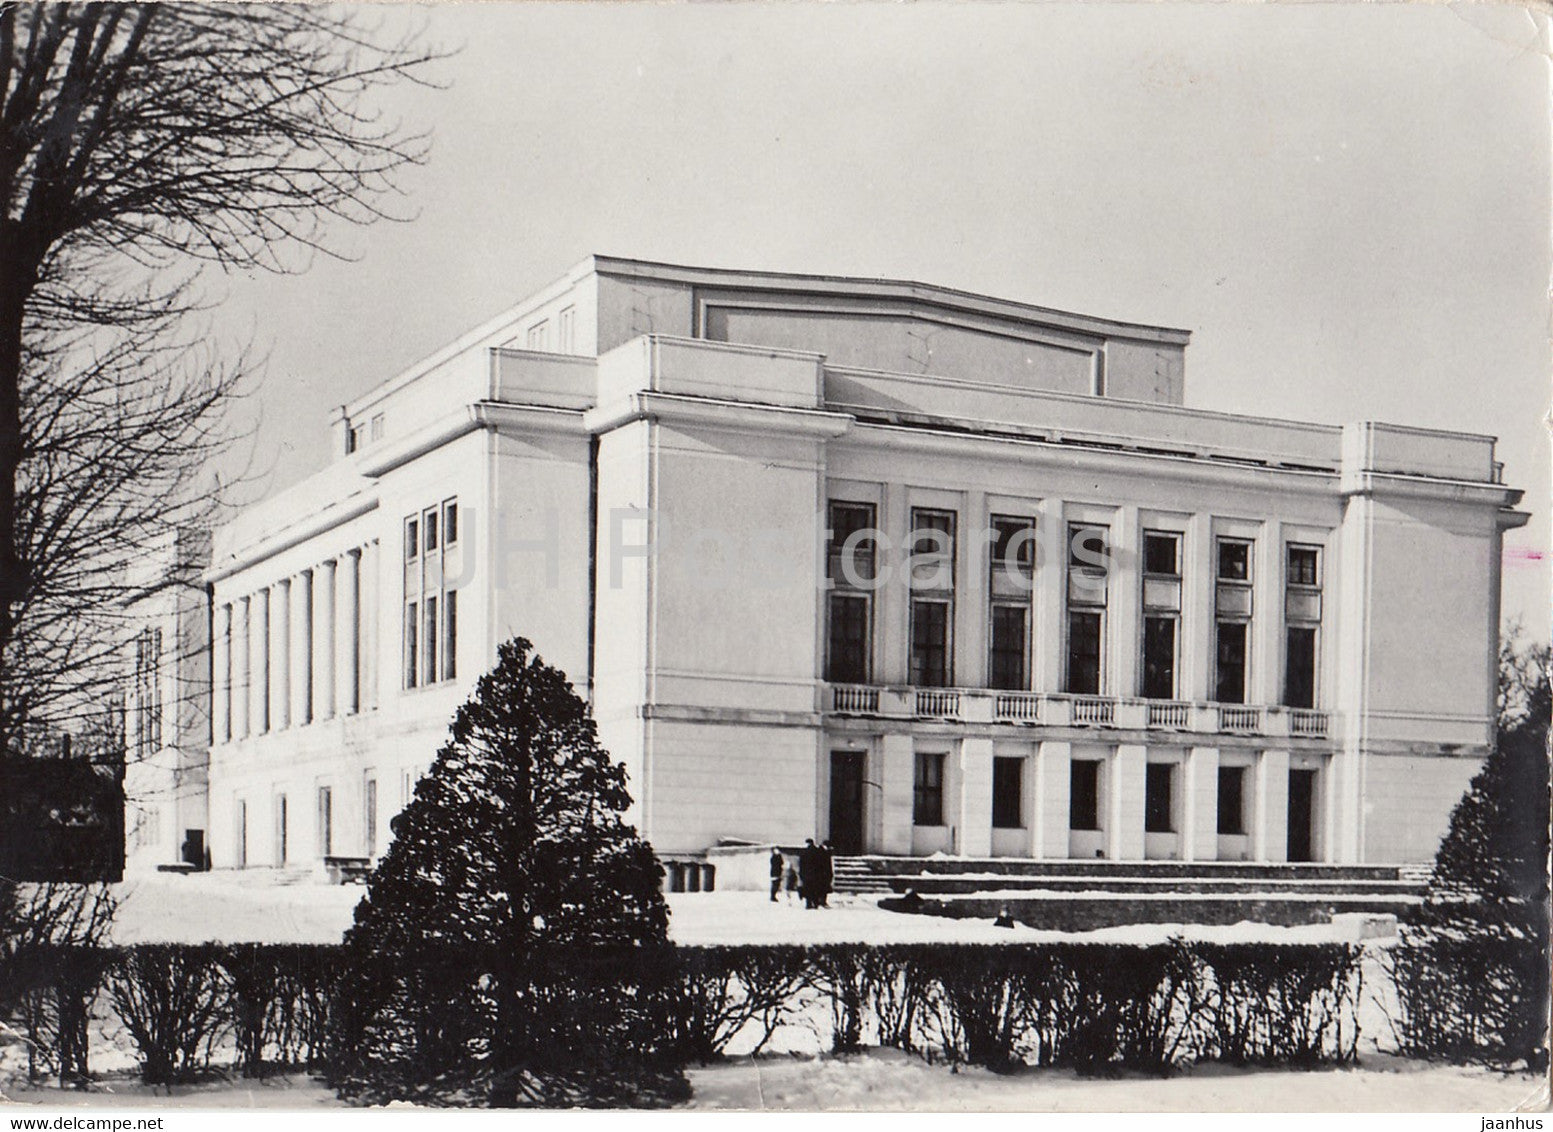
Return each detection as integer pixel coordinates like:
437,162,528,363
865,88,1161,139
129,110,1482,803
332,638,679,1105
1394,632,1550,1067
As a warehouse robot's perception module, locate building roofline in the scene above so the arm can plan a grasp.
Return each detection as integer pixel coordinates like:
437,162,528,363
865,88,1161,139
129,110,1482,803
586,254,1195,345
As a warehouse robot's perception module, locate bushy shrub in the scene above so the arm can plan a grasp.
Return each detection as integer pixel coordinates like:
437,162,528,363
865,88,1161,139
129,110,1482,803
1195,944,1361,1065
108,944,229,1085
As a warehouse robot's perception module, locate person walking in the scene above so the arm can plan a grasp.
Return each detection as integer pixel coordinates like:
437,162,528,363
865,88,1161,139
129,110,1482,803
769,847,784,902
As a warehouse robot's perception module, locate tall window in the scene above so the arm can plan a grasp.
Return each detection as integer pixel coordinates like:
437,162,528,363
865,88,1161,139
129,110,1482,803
826,502,876,683
1217,765,1246,835
364,778,378,858
909,509,955,687
557,306,576,354
1144,763,1175,833
526,320,549,350
404,499,459,688
274,795,288,866
1214,537,1253,703
913,752,946,826
992,757,1023,829
1141,531,1182,700
132,628,163,758
1070,759,1101,831
1284,545,1322,709
989,516,1035,690
1066,524,1109,694
317,787,333,859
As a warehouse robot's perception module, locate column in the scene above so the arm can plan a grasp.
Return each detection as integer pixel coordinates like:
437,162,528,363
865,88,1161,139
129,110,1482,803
274,579,291,730
1254,748,1290,862
879,733,915,854
1033,498,1066,693
960,490,988,690
1252,519,1282,706
1182,513,1214,703
1108,743,1147,860
957,738,994,857
1032,740,1072,858
1110,506,1141,698
341,548,362,714
213,604,231,744
1181,745,1220,862
1328,751,1360,863
233,598,250,738
319,559,337,719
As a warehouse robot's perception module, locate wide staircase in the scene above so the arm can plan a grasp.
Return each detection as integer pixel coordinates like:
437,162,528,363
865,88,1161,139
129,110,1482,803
833,856,1429,931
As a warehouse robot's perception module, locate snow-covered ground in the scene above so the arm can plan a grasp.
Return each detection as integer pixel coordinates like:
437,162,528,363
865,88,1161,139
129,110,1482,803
3,1053,1543,1112
109,872,1372,946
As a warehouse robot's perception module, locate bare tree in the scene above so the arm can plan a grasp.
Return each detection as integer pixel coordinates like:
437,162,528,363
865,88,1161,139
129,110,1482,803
0,2,441,752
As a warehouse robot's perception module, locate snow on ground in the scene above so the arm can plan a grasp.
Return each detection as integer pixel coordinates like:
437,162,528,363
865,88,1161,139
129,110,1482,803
109,872,1367,946
3,1054,1542,1112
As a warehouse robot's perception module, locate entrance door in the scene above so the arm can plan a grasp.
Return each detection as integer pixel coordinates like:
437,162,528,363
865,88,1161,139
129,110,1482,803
1287,768,1317,862
829,752,866,856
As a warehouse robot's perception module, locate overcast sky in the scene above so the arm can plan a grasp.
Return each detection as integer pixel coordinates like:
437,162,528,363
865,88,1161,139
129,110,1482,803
216,1,1551,638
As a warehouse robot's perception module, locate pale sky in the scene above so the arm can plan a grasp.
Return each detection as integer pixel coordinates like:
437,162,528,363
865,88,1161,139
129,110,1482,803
216,1,1551,638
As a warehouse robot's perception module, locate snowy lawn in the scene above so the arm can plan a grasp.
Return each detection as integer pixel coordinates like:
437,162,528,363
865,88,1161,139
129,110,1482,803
2,1053,1542,1112
108,873,1371,946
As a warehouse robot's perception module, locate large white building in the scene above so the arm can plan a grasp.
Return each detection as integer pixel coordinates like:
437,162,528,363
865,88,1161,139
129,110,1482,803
129,257,1527,877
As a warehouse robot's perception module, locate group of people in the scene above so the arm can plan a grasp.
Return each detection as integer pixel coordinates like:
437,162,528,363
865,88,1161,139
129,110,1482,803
770,838,834,909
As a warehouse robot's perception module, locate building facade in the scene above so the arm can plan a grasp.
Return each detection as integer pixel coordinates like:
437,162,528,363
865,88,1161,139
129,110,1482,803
178,257,1525,874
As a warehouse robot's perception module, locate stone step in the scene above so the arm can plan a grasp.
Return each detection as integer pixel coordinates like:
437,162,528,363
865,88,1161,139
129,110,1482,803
879,891,1420,932
836,855,1405,883
881,875,1425,897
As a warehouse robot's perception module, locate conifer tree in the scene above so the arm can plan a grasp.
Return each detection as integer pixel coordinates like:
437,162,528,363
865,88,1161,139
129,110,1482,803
332,638,677,1105
1395,633,1550,1067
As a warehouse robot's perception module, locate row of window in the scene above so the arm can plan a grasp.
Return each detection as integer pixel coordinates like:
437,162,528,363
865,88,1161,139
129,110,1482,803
909,752,1251,837
827,502,1324,709
234,771,414,867
524,305,577,354
404,499,459,689
131,628,164,757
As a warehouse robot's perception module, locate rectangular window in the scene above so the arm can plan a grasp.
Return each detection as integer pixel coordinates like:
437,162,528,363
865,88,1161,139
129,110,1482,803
1217,539,1251,582
423,508,438,553
828,593,871,683
1066,610,1102,695
404,602,418,689
364,779,378,857
990,515,1036,579
237,800,248,868
1284,626,1317,709
1215,621,1248,704
405,517,419,561
275,795,288,866
1144,532,1180,577
424,596,438,685
370,414,384,442
992,757,1023,829
557,306,576,354
913,752,946,826
1284,544,1322,708
1069,759,1101,831
444,590,458,681
1215,536,1254,703
526,321,549,350
827,501,877,580
911,599,951,687
1142,616,1177,700
1288,545,1319,587
1217,766,1246,835
1145,763,1175,833
317,787,333,858
989,604,1028,690
443,500,458,545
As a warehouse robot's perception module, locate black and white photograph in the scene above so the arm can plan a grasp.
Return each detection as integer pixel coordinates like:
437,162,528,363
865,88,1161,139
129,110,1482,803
0,0,1548,1118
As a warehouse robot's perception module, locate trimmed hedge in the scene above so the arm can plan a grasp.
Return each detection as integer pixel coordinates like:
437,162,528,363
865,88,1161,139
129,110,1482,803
1,939,1363,1092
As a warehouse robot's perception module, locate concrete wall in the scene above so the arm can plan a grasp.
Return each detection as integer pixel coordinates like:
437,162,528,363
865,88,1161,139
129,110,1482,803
1363,752,1481,863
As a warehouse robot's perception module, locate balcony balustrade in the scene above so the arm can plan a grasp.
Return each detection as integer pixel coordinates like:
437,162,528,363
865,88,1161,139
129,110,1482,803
823,683,1332,741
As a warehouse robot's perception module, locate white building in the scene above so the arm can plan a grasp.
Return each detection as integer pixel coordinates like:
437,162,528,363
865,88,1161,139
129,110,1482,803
182,256,1525,876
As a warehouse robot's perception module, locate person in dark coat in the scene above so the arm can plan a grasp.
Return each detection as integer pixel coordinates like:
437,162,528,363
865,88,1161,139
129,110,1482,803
769,847,784,902
798,838,821,909
818,840,835,907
